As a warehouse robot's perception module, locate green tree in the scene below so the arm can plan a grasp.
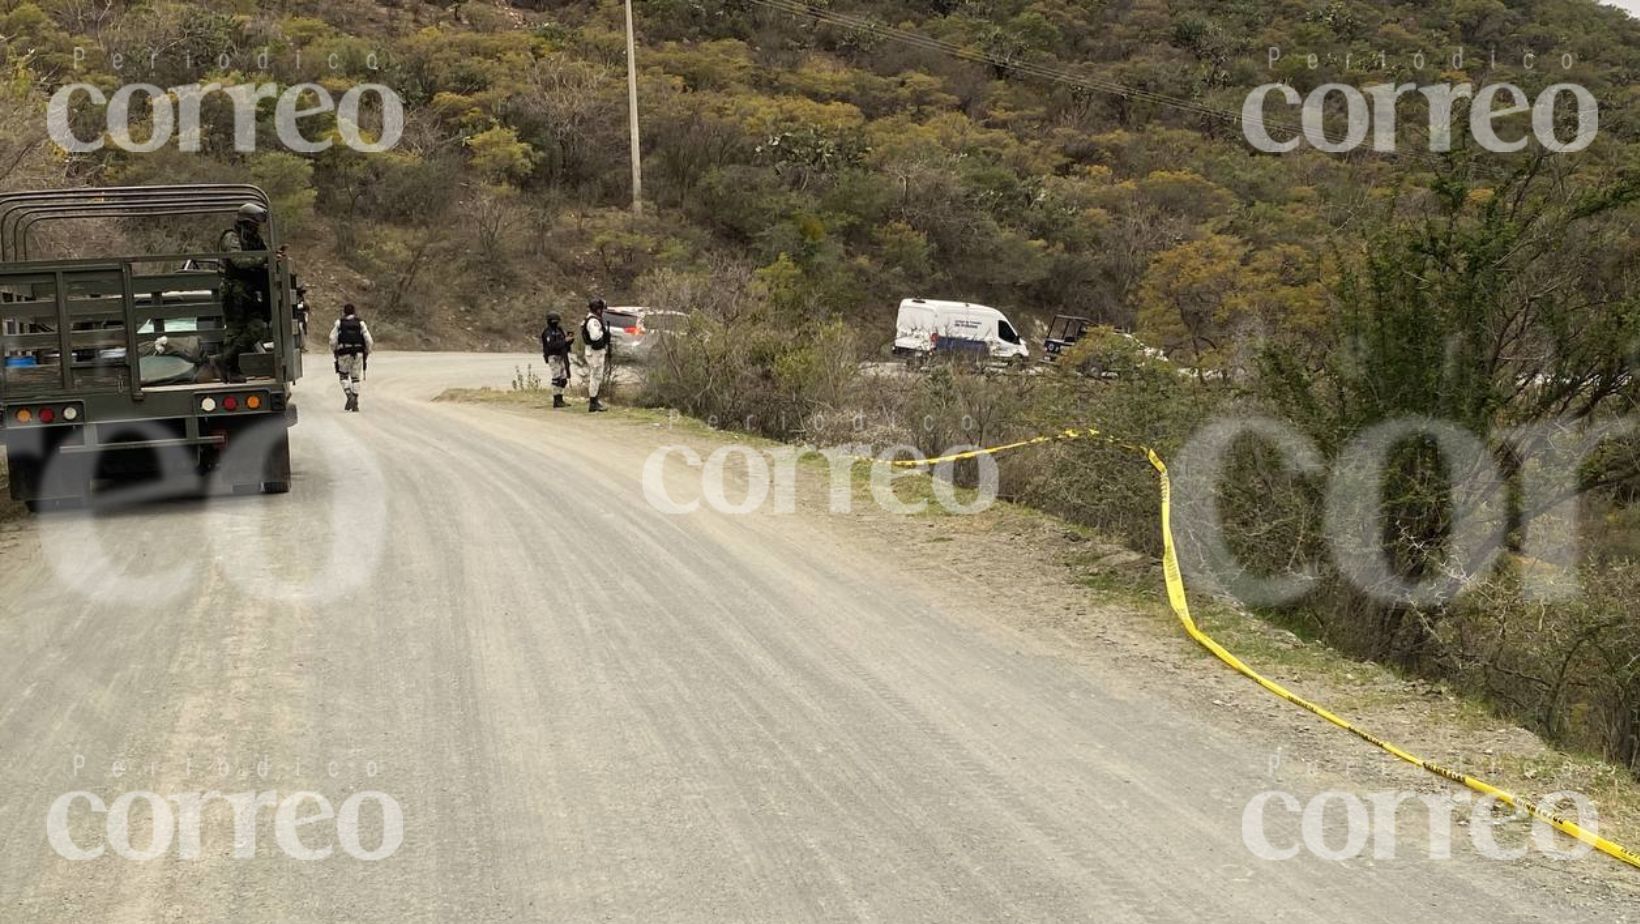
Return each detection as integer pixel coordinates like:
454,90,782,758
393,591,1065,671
466,125,538,184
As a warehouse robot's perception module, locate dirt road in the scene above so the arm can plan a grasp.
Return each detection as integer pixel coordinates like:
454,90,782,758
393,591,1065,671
0,353,1630,922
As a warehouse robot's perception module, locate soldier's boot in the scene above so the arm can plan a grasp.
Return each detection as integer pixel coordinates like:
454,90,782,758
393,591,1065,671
588,396,604,413
345,392,358,412
553,394,566,408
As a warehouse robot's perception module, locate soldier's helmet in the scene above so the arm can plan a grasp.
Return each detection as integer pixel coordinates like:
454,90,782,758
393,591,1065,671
237,202,269,224
547,312,561,324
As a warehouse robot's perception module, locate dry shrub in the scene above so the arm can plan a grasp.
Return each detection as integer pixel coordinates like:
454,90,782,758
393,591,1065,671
1441,563,1640,772
638,262,858,440
1010,336,1222,556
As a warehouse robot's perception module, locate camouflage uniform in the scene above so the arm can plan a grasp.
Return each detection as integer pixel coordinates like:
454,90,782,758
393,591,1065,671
219,221,270,377
541,317,573,405
329,313,373,412
582,311,609,406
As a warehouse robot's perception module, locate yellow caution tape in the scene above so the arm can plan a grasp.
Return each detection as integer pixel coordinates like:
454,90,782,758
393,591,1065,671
1145,449,1640,871
878,427,1640,871
880,428,1114,467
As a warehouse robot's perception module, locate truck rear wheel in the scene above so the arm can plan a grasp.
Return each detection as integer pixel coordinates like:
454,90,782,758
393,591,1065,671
216,423,291,497
7,450,88,512
257,431,292,495
5,451,40,503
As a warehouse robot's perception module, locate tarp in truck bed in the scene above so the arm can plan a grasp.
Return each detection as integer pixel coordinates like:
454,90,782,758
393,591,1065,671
138,354,197,386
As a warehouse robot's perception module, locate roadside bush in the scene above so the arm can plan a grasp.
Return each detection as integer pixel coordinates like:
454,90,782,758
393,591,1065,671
641,313,858,439
850,364,1034,450
828,363,1045,498
1225,169,1640,762
639,258,858,440
1443,564,1640,772
1011,337,1222,556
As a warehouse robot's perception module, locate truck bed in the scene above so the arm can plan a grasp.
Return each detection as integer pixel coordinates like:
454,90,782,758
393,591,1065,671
2,363,278,399
2,364,128,397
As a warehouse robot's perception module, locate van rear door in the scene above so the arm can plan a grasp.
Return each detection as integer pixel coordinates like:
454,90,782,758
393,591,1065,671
895,300,938,353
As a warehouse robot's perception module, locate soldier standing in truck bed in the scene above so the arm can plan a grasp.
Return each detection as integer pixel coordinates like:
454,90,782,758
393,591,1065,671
213,203,273,382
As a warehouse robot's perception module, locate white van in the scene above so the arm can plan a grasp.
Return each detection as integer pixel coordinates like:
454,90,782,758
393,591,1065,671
891,298,1029,361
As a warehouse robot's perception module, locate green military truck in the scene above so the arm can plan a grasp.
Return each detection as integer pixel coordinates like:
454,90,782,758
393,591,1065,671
0,185,302,511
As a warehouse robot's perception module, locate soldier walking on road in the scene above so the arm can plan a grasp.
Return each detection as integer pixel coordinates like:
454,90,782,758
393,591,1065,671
330,303,374,413
541,312,574,409
582,297,610,413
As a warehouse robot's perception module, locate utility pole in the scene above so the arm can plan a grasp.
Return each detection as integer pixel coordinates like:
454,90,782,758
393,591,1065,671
623,0,643,215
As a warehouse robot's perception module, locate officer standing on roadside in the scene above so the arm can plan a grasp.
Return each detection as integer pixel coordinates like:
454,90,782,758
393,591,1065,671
582,297,610,413
329,303,374,413
541,312,574,408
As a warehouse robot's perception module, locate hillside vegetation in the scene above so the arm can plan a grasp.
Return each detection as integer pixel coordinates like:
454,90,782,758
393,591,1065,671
8,0,1640,774
1,0,1635,344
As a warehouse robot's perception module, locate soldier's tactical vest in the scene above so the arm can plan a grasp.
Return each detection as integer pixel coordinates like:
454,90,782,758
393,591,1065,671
220,225,268,282
336,317,368,355
582,316,609,350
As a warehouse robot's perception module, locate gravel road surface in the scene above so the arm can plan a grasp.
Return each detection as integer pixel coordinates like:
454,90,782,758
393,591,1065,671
0,353,1629,922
